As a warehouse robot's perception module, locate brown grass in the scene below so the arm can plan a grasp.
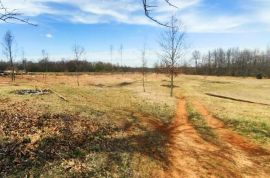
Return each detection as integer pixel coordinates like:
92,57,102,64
1,73,270,177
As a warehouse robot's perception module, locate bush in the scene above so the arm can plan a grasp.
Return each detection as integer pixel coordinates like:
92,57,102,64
256,73,263,79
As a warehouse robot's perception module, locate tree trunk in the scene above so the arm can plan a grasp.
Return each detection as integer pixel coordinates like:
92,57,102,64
170,71,174,97
195,59,198,74
143,72,145,92
76,60,79,86
77,74,79,86
9,48,15,82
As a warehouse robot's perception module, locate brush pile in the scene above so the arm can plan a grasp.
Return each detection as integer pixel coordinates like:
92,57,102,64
14,89,51,95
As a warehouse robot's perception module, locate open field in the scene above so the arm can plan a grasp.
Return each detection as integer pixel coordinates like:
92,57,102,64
0,73,270,177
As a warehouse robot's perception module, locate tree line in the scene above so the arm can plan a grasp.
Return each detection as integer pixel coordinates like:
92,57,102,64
0,59,136,73
189,48,270,77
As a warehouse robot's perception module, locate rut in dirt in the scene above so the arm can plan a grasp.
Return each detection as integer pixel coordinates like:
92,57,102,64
140,97,270,178
192,101,270,177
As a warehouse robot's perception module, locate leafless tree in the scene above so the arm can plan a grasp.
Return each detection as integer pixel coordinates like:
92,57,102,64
141,44,147,92
110,45,114,64
0,0,36,25
21,48,27,78
191,48,270,77
159,16,185,97
142,0,177,27
21,49,26,71
2,30,16,81
119,44,123,67
119,44,125,75
192,50,201,74
41,49,49,82
73,44,85,86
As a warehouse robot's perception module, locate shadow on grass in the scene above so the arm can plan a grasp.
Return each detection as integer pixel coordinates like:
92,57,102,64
0,112,171,177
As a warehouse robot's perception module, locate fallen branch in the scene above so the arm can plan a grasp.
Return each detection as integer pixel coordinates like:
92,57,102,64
50,89,68,102
205,93,270,106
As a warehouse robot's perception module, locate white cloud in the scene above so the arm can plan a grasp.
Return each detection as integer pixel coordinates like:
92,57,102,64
1,0,270,33
46,33,53,38
1,0,198,25
180,13,249,33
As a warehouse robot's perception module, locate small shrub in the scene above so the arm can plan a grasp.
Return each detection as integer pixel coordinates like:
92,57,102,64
256,73,263,79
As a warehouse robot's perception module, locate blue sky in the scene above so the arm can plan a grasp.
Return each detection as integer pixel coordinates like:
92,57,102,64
0,0,270,66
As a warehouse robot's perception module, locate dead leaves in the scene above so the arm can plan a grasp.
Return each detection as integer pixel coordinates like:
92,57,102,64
0,107,99,176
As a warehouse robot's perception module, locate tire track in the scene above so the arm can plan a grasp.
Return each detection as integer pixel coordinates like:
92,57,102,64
137,97,249,177
193,101,270,177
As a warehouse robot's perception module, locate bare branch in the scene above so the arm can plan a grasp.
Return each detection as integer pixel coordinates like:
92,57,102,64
142,0,178,27
0,0,37,26
164,0,178,8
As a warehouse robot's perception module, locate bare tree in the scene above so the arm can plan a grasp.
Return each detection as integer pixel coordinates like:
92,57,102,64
142,0,177,27
73,44,85,86
0,0,36,25
110,45,114,64
119,44,125,74
159,16,185,97
192,50,201,74
21,49,26,71
21,48,27,78
119,44,123,68
2,30,16,81
141,44,147,92
41,49,49,82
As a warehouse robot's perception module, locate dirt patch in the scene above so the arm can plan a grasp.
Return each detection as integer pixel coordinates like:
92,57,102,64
160,84,179,88
13,89,52,95
88,82,134,88
137,97,270,177
135,98,240,178
116,82,133,87
88,83,112,88
206,93,270,106
207,81,231,84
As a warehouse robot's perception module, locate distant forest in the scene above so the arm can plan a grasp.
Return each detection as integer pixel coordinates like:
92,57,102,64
0,60,136,73
187,48,270,77
0,47,270,77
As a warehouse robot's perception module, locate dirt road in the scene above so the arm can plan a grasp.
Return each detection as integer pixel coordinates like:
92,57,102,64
146,97,270,177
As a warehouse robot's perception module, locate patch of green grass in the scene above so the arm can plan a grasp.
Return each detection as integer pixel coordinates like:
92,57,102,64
187,103,218,144
70,148,87,159
224,118,270,143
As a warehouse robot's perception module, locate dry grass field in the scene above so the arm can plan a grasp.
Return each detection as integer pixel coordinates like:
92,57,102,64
0,73,270,177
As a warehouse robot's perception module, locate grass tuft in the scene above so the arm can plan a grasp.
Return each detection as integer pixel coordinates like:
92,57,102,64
187,103,218,144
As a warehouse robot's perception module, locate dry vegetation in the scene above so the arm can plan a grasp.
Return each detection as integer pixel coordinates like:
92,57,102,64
178,75,270,144
0,73,270,177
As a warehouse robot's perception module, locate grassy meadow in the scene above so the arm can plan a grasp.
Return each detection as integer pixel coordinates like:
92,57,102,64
0,73,270,177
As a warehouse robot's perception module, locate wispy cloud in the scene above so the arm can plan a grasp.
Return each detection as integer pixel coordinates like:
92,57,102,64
2,0,270,33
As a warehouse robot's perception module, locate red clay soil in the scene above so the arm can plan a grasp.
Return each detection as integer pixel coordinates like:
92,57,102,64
193,101,270,177
139,98,270,178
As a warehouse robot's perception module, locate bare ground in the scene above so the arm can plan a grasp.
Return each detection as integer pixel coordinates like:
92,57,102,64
193,101,270,177
139,97,270,178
